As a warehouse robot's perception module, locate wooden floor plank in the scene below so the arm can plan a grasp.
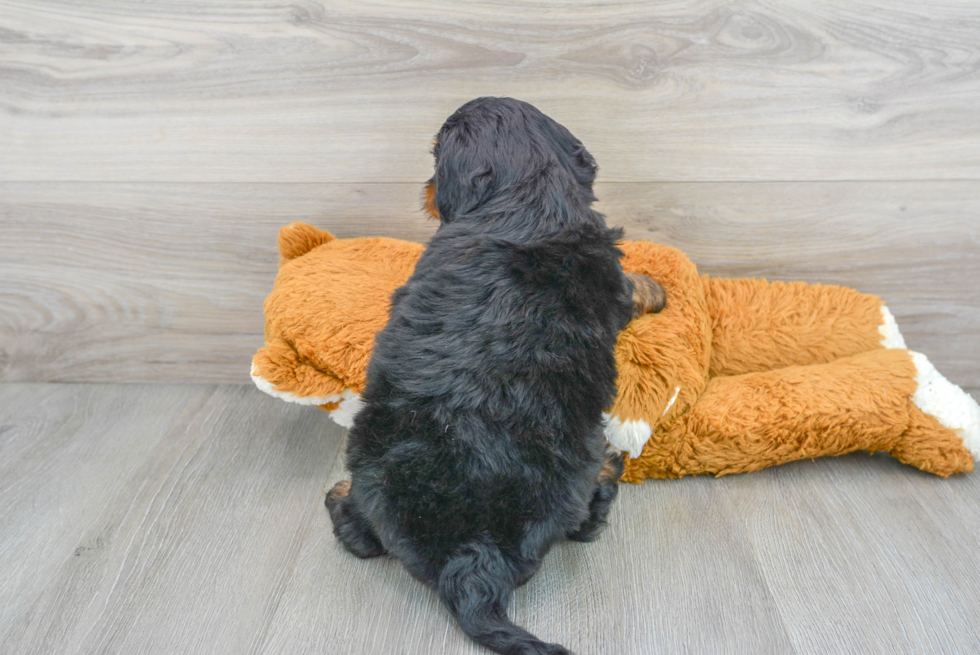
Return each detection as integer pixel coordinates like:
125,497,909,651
2,181,977,386
0,385,344,655
723,454,980,654
1,383,979,653
0,383,53,426
930,390,980,556
533,474,796,654
2,0,979,183
0,383,214,636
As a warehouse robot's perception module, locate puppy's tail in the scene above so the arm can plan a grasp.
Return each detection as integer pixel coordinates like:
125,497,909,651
438,536,571,655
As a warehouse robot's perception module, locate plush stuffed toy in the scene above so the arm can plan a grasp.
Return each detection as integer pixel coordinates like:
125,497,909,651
252,222,980,482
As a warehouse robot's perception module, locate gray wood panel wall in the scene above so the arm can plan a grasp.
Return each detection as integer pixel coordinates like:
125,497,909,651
1,1,978,386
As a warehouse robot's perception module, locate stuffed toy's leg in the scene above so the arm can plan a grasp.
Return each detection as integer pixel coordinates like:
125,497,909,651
622,349,980,481
704,277,903,378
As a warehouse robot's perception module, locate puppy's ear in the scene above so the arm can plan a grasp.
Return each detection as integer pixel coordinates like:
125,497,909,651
569,142,598,187
433,144,496,222
539,119,597,189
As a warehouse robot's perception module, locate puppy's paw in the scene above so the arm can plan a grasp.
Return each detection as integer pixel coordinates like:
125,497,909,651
625,272,666,318
599,449,626,482
568,450,624,543
325,479,351,509
324,480,386,559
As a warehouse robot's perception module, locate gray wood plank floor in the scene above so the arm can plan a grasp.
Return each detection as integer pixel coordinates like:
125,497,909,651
2,382,979,654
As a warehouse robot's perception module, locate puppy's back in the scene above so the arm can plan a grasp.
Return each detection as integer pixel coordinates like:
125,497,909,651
350,219,627,551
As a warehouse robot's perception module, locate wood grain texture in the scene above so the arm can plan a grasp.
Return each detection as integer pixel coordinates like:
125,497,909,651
2,181,977,386
0,383,345,655
723,457,980,654
2,383,979,654
0,383,214,634
1,0,979,183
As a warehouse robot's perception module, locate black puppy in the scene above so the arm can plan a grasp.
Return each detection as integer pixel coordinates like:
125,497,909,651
326,97,665,655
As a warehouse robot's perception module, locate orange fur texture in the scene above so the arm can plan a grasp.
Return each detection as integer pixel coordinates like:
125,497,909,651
253,223,972,481
424,182,439,220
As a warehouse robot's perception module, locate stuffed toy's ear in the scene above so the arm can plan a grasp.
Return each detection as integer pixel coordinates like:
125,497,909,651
278,222,335,262
254,232,425,421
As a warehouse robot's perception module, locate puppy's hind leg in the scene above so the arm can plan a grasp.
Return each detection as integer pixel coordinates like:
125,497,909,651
567,450,624,542
325,480,386,559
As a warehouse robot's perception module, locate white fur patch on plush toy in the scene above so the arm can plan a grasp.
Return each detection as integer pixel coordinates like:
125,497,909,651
603,413,653,459
250,362,364,428
250,363,345,406
603,387,679,458
879,305,907,349
327,392,364,429
911,352,980,459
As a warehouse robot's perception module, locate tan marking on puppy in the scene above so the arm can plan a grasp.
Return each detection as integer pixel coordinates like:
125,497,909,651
423,181,439,220
599,450,626,482
626,272,667,318
599,459,618,481
326,479,352,503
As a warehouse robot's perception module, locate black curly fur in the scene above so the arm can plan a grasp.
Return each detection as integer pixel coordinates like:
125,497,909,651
326,97,637,655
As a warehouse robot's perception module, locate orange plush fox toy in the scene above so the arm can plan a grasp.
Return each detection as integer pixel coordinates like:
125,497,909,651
252,222,980,482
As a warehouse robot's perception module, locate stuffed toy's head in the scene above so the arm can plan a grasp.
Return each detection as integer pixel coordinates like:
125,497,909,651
252,224,422,425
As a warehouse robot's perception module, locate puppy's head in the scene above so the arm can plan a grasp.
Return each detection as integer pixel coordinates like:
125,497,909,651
423,97,597,223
